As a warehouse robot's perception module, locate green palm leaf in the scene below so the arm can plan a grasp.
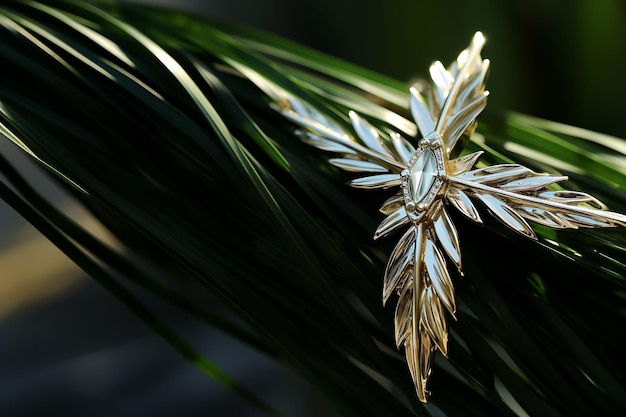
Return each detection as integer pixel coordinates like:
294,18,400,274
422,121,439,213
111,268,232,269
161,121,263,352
1,1,625,416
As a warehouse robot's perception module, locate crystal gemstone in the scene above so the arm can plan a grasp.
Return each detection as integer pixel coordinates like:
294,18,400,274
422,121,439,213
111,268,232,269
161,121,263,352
409,148,438,205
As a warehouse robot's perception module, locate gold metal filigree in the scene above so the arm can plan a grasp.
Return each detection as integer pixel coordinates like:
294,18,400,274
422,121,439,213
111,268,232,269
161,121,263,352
269,32,626,402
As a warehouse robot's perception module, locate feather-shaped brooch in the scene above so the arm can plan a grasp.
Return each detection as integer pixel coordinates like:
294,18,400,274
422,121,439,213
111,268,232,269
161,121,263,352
269,32,626,402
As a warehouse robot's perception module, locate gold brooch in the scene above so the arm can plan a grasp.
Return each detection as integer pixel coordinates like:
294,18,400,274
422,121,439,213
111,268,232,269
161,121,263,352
271,32,626,402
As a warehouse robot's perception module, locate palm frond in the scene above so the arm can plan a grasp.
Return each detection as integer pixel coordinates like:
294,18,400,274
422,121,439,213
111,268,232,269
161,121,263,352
1,1,626,416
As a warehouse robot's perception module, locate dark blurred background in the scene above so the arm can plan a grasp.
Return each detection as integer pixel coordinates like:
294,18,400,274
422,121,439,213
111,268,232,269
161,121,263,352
1,1,625,416
138,0,626,138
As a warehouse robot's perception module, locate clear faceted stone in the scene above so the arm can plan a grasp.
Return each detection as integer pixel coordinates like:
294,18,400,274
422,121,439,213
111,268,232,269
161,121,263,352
409,148,438,205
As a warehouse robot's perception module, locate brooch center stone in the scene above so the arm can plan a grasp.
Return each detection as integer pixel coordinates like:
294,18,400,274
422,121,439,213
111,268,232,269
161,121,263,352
402,132,446,221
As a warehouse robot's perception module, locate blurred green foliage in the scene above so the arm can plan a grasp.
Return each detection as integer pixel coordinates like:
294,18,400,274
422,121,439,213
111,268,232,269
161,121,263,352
179,0,626,138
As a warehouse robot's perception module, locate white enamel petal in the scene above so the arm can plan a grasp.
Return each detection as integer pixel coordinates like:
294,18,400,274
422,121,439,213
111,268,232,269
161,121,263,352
500,175,568,192
433,207,462,272
520,207,575,229
300,132,356,154
350,174,401,189
391,131,415,164
459,164,534,185
383,226,418,305
328,158,388,173
283,109,348,143
444,95,488,152
455,59,490,109
429,60,453,106
410,86,436,136
448,188,483,224
424,235,456,315
563,213,618,228
537,190,604,208
349,110,390,156
476,193,536,239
